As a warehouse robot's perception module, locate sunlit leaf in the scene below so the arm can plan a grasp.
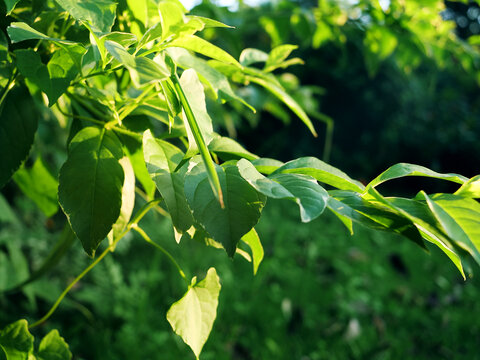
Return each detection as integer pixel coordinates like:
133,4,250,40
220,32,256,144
37,330,72,360
241,228,263,275
167,267,221,359
0,320,33,360
55,0,117,33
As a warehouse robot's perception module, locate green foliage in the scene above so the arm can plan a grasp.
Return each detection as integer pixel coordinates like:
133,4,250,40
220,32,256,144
0,0,479,358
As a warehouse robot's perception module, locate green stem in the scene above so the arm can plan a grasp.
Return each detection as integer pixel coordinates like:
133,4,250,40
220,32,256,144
133,225,188,282
28,200,159,329
170,73,224,207
0,71,17,106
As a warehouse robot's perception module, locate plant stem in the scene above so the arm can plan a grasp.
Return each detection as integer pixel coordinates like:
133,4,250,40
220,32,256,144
132,224,188,282
28,200,160,329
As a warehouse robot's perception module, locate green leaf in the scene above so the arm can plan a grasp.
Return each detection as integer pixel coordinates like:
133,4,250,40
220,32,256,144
0,193,19,226
125,142,156,199
186,16,233,29
55,0,117,33
13,157,59,217
0,320,33,360
4,0,20,15
167,47,254,110
158,0,185,40
328,190,425,248
422,193,480,265
239,48,269,66
7,22,76,44
143,130,193,234
251,158,284,175
15,48,77,106
238,159,328,222
178,69,214,155
241,228,264,275
37,330,72,360
246,74,317,137
104,41,170,87
367,163,468,189
185,161,266,256
0,92,38,189
169,35,242,68
58,127,124,257
264,44,299,72
208,135,258,161
110,156,136,241
272,157,365,192
454,175,480,198
167,268,221,359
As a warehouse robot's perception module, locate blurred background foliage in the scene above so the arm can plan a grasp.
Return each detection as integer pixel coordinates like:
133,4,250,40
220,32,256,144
1,0,480,359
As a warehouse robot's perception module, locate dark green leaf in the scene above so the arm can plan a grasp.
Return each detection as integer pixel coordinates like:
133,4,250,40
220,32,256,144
251,158,284,175
4,0,20,15
0,91,38,189
58,127,124,257
185,161,266,256
143,130,193,234
167,267,221,359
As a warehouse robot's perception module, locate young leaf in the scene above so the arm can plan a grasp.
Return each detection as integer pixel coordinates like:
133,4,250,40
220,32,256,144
13,157,59,217
58,127,124,257
208,135,258,161
264,44,299,72
241,228,264,275
422,193,480,265
239,48,269,66
143,130,193,234
238,159,328,222
246,74,317,137
37,330,72,360
104,40,170,87
55,0,117,33
167,268,221,359
7,22,76,44
0,92,38,189
184,162,266,257
367,163,468,189
272,157,365,192
0,320,34,359
15,48,78,106
168,35,242,68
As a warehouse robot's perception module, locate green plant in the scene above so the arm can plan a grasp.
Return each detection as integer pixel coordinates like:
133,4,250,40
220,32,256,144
0,0,479,358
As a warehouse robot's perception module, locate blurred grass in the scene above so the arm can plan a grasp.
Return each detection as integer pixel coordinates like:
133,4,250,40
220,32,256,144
1,197,480,359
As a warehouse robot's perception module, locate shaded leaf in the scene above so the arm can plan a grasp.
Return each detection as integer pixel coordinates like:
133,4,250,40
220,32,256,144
0,91,38,189
58,127,124,257
143,130,193,233
185,162,266,256
272,157,365,192
167,268,221,359
208,135,258,161
37,330,72,360
4,0,20,15
0,320,33,360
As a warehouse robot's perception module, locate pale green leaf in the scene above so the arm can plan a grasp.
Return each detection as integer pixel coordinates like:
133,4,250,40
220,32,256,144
367,163,468,189
143,130,193,233
272,157,365,192
55,0,117,33
111,157,136,240
37,330,72,360
187,16,233,29
184,162,266,256
239,48,269,66
208,135,258,161
241,228,263,275
423,193,480,265
158,1,185,40
238,159,328,222
168,35,242,68
58,127,124,257
13,157,59,217
0,92,38,189
7,22,76,44
264,44,298,72
454,175,480,198
167,268,221,359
